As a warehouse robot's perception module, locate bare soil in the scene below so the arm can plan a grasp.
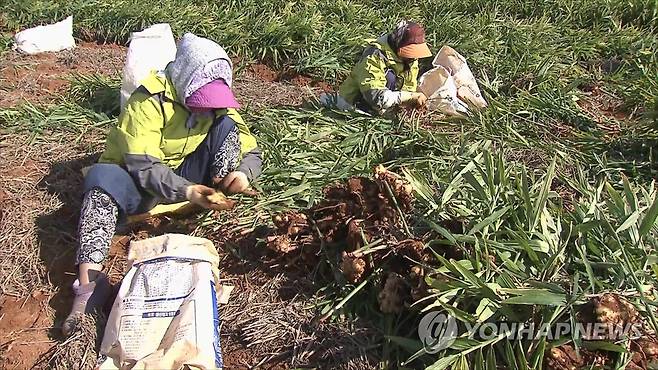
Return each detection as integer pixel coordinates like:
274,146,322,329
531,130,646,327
234,63,329,108
576,83,629,135
0,42,125,108
0,293,57,369
0,45,327,111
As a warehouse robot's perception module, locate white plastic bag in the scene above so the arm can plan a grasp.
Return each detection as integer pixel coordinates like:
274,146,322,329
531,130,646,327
98,234,223,369
13,16,75,54
418,46,487,115
433,46,488,109
120,23,177,110
418,65,468,116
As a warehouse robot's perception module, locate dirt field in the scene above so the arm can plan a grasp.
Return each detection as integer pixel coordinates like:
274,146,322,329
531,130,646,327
0,43,370,370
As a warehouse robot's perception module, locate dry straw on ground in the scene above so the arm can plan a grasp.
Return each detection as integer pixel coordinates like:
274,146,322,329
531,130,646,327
220,271,378,369
40,313,102,370
0,132,103,296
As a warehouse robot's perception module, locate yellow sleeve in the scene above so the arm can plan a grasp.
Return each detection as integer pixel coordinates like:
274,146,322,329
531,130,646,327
356,54,389,92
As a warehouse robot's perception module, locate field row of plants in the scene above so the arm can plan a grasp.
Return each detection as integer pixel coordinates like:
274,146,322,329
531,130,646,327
4,0,658,167
3,0,658,94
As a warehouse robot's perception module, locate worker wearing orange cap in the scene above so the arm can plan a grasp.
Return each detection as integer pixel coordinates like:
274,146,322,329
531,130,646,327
337,21,433,114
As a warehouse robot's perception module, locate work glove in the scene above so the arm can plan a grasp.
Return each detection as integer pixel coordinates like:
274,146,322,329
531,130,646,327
399,92,428,107
214,171,251,195
414,92,428,107
185,184,230,211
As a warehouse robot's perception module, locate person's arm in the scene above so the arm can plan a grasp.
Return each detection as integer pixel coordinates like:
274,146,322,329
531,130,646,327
237,147,263,181
114,92,193,202
124,155,192,202
227,109,263,182
356,53,421,112
216,110,263,194
218,147,262,194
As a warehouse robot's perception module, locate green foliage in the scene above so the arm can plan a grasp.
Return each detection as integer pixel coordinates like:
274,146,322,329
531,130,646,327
398,142,658,368
0,33,12,54
0,101,113,135
231,107,658,368
68,73,121,117
2,0,657,94
219,108,454,221
3,0,657,145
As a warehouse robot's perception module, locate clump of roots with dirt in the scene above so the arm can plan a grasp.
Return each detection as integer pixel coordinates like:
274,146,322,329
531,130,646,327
264,165,435,315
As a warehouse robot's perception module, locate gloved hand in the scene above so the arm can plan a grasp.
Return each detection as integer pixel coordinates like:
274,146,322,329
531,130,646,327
185,184,227,211
215,171,250,195
414,92,428,107
399,92,428,107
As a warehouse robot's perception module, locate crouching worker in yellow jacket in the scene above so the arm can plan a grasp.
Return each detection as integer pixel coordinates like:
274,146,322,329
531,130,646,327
61,33,262,336
322,21,433,114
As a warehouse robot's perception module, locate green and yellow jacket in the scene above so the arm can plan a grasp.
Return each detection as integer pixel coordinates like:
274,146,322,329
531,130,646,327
338,35,419,113
99,72,261,202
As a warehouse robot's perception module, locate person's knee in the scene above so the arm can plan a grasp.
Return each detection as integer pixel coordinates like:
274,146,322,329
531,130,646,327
84,163,129,193
83,163,142,214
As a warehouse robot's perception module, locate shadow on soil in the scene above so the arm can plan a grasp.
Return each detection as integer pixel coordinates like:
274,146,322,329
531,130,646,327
34,153,193,338
35,153,99,339
210,227,384,368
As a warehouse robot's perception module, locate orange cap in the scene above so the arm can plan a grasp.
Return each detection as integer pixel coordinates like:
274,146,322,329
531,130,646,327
394,22,433,59
398,42,432,59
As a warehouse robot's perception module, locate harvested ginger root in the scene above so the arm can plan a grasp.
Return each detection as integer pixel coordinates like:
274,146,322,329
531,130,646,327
206,192,236,210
